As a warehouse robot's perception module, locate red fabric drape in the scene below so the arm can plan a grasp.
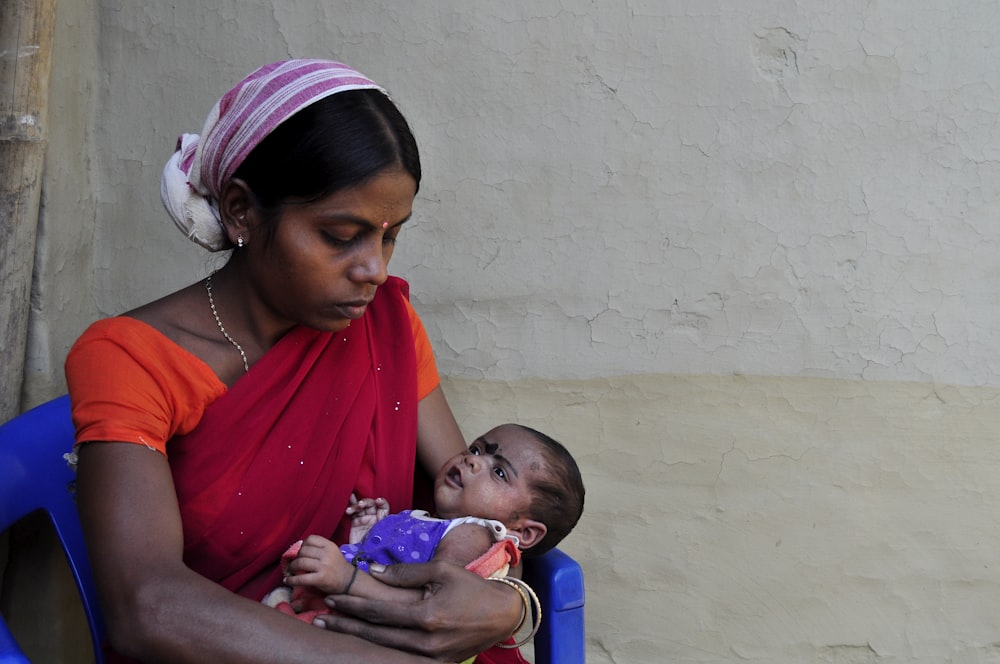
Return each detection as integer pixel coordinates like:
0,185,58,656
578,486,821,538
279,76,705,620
104,276,525,662
169,276,419,601
476,641,530,664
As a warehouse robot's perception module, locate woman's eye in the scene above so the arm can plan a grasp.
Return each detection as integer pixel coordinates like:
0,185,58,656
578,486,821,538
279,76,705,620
382,235,397,247
323,232,355,247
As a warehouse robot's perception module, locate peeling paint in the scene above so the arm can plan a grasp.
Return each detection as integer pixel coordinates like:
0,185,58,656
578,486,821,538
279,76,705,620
753,28,802,81
0,45,41,59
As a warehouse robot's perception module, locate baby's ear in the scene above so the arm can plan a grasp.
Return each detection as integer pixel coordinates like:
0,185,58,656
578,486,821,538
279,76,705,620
508,518,547,551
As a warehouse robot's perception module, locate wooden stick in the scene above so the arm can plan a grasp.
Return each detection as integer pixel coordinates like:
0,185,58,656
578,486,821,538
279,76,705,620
0,0,56,421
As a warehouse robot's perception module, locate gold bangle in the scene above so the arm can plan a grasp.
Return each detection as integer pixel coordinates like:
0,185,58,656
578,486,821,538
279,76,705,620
499,577,541,648
487,576,541,649
488,577,528,636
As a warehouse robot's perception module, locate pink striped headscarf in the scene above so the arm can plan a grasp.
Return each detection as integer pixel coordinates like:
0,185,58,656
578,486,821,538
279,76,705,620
161,60,386,250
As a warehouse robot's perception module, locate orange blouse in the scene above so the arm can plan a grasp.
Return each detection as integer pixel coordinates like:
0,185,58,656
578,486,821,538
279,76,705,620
65,298,440,456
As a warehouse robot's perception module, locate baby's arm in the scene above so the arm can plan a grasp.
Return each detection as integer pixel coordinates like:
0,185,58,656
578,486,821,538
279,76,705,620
424,523,497,568
288,524,496,606
346,495,390,544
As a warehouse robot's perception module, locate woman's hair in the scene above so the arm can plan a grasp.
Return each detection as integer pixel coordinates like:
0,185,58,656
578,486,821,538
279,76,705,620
515,425,586,557
233,88,421,231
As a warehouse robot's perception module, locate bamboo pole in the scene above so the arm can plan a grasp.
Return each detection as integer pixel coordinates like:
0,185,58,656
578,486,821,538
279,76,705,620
0,4,84,660
0,0,55,422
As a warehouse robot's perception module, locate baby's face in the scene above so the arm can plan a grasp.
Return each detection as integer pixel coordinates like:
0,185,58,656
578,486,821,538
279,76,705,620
433,424,548,525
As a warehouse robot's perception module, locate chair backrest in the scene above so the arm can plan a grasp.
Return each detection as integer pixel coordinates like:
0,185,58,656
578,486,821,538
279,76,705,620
524,547,587,663
0,396,585,663
0,395,105,664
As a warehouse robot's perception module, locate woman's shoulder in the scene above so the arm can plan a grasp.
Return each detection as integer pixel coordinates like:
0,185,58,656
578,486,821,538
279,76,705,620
69,285,224,394
74,315,183,353
67,308,226,454
123,280,212,346
73,312,200,361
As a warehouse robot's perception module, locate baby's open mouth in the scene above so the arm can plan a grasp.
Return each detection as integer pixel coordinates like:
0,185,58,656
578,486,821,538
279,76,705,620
447,467,463,488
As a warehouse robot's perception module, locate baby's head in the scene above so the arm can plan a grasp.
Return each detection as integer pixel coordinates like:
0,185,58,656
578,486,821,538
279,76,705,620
433,423,585,557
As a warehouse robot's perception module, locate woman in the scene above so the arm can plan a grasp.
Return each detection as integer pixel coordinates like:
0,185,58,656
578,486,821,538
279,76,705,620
66,60,527,663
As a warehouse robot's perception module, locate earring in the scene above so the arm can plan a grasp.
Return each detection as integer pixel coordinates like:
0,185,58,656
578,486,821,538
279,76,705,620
237,235,245,248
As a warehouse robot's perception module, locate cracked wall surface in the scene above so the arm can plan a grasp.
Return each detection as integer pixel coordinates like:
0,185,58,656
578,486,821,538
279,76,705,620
27,1,1000,393
444,374,1000,663
21,1,1000,662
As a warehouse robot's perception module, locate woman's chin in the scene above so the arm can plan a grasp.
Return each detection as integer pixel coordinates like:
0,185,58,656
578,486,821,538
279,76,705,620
298,318,352,334
328,319,353,333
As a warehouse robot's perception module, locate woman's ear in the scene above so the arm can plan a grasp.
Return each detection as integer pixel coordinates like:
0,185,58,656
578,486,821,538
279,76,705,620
508,518,547,551
218,178,254,246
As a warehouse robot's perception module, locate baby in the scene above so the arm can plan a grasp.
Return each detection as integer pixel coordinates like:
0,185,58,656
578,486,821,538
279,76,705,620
265,423,585,623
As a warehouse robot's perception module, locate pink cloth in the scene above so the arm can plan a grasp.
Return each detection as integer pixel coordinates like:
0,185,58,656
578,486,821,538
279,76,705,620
160,59,385,250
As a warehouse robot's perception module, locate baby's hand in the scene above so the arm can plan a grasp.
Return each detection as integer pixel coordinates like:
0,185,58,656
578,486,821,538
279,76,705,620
284,534,355,595
345,494,389,544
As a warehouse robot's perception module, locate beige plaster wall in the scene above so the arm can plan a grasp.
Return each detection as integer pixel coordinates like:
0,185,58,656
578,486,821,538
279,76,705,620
443,374,1000,662
21,1,1000,662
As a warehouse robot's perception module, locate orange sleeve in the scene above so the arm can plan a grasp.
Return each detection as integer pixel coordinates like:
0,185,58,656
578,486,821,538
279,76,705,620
65,318,226,455
403,298,441,400
68,308,438,452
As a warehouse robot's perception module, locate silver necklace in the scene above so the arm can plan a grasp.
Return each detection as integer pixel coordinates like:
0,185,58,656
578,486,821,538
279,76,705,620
205,272,249,373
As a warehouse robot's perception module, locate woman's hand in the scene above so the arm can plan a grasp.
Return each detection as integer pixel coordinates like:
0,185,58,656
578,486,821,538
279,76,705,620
314,560,523,661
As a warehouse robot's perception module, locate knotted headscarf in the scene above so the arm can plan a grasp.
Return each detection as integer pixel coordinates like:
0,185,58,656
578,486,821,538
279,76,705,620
160,59,386,250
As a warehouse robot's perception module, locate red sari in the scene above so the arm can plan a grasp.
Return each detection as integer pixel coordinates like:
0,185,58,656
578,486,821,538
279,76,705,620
72,276,524,662
167,276,526,663
169,277,420,601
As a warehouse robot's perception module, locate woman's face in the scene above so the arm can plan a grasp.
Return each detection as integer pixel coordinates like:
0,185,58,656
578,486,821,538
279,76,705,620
246,167,417,335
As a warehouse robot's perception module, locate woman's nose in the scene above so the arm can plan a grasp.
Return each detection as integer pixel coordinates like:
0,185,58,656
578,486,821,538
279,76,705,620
353,240,388,285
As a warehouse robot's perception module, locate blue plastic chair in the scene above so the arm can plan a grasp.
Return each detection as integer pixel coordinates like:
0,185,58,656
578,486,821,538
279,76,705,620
0,395,585,663
524,547,587,663
0,395,104,664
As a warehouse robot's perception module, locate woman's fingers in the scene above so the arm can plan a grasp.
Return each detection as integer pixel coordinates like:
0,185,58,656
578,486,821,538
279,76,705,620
314,613,462,660
360,560,438,589
317,561,522,661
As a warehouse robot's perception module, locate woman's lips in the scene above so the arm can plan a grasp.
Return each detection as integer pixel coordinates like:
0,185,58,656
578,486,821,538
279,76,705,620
334,301,371,319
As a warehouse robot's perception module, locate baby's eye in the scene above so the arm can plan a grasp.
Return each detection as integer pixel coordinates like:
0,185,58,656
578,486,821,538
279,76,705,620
469,444,482,455
493,466,507,480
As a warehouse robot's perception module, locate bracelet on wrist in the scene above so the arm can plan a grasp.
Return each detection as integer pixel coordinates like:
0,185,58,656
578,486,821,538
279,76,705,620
486,576,541,648
342,565,360,595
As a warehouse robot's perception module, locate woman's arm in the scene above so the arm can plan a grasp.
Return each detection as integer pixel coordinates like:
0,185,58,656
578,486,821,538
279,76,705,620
76,442,433,664
415,385,467,477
